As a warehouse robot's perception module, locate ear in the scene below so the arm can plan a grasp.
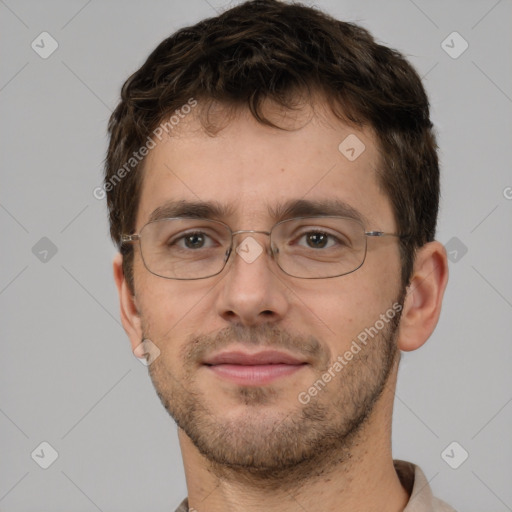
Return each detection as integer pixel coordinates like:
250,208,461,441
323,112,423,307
398,241,449,352
113,252,143,353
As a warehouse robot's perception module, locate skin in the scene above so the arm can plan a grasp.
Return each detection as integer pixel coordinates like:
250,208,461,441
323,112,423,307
113,99,448,512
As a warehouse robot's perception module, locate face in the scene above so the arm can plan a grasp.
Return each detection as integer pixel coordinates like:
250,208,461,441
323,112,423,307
129,101,405,478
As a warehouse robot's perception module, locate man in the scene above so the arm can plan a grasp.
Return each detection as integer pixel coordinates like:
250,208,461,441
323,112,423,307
105,1,453,510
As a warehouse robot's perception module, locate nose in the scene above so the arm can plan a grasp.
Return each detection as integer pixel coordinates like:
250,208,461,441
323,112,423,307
214,231,290,326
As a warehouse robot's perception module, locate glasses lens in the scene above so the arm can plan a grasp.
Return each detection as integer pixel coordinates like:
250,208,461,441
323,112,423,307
139,218,231,279
136,216,366,280
272,217,366,278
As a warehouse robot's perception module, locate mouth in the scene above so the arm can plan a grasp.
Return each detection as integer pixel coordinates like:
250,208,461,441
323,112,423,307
202,349,309,386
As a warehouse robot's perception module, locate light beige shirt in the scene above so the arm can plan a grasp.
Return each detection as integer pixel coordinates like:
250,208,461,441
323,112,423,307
174,460,457,511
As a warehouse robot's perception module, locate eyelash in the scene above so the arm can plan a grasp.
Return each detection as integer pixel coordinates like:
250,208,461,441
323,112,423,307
169,229,346,249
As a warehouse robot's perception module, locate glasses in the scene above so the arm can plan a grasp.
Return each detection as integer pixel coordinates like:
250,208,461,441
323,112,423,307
121,216,404,280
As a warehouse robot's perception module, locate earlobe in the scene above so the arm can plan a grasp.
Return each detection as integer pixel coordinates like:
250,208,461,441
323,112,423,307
113,253,143,352
397,241,449,352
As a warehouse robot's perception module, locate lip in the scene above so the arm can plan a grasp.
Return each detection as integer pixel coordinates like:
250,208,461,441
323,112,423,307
203,350,308,386
203,349,306,366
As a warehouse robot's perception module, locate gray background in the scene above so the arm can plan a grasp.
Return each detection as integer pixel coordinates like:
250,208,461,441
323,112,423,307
1,0,511,510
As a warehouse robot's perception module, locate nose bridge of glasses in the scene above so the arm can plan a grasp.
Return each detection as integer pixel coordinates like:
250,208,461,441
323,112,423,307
231,229,271,237
229,229,276,259
231,229,272,249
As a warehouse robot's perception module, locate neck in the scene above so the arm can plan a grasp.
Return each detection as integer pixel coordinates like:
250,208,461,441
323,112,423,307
178,374,408,512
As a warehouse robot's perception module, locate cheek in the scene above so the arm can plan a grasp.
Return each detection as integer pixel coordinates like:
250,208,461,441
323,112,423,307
284,281,365,351
293,246,402,345
135,260,218,342
349,246,403,327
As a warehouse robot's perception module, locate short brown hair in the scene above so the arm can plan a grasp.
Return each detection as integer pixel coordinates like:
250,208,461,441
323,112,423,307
105,0,439,291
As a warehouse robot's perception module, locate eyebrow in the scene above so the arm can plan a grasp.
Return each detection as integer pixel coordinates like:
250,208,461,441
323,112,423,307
147,198,369,226
148,199,236,223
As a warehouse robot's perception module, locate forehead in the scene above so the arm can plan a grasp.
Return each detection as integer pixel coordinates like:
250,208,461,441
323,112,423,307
136,102,394,231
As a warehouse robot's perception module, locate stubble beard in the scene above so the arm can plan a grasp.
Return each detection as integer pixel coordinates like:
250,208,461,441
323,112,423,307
146,298,403,488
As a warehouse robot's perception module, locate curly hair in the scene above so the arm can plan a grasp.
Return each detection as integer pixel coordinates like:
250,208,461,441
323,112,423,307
105,0,439,291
